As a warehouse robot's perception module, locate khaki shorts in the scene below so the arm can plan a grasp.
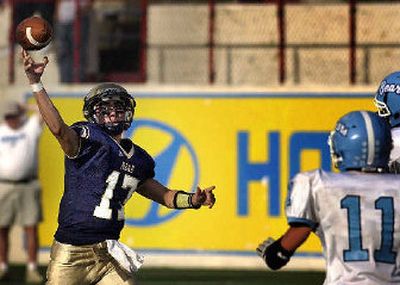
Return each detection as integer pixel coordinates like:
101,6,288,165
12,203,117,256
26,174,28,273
46,241,136,285
0,180,42,227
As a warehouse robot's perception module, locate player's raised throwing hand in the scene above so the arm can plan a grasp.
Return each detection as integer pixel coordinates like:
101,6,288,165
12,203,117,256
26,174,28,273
21,49,49,84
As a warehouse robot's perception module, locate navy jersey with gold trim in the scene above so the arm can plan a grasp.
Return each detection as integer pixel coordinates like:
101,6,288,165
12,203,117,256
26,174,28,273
54,122,155,245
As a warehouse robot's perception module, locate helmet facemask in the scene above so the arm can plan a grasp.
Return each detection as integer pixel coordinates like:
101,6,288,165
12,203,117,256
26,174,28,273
83,83,136,136
374,96,391,117
92,99,133,135
328,131,343,169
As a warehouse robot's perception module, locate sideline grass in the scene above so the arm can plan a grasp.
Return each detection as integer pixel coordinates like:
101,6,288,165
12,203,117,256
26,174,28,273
0,265,325,285
136,268,325,285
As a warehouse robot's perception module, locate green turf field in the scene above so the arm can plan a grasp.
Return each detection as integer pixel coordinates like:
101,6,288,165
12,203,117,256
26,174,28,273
0,265,325,285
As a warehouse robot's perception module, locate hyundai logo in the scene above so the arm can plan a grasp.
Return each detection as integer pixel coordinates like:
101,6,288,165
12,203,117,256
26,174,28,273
124,119,199,226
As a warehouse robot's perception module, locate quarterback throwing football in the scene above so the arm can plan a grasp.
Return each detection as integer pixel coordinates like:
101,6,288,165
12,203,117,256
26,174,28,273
21,50,216,285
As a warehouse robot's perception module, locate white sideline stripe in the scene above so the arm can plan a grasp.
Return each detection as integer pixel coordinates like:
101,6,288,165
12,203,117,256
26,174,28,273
361,111,375,165
25,27,50,48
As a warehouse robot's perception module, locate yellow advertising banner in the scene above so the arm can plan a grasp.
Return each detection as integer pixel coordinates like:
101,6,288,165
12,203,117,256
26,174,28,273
36,91,375,256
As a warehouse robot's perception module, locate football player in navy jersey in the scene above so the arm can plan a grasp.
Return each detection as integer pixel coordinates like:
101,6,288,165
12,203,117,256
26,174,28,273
21,50,216,285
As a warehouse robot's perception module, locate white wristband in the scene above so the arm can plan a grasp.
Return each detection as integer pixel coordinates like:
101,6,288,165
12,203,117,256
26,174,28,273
30,82,44,93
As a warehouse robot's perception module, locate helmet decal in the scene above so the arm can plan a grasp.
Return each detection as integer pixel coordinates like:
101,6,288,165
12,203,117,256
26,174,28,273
378,81,400,96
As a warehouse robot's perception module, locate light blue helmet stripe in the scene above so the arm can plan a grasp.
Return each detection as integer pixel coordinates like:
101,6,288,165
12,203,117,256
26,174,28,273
360,111,375,165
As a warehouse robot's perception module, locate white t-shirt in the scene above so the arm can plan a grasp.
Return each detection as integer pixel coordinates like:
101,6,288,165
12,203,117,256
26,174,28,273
286,169,400,285
0,115,43,181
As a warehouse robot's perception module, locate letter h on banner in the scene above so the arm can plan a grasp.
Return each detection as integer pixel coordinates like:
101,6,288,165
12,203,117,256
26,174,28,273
237,132,280,217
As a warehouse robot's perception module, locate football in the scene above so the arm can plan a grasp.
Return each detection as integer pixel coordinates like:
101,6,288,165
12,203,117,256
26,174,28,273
15,16,53,51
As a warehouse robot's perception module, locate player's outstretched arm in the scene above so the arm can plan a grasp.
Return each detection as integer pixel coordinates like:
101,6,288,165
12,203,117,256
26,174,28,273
257,226,311,270
137,179,216,209
22,50,79,157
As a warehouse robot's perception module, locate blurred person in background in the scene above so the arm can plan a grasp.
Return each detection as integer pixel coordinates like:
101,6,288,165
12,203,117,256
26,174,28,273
0,102,44,283
374,71,400,173
21,50,216,284
55,0,92,83
257,111,400,284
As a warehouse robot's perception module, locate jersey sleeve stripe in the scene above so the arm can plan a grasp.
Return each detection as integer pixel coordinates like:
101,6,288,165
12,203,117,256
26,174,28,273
287,217,317,229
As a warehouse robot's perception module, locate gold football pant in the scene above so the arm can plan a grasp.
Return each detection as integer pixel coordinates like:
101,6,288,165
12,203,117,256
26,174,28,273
46,240,136,285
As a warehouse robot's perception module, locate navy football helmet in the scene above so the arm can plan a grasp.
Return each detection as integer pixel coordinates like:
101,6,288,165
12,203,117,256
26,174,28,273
374,71,400,127
328,110,392,172
83,83,136,135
